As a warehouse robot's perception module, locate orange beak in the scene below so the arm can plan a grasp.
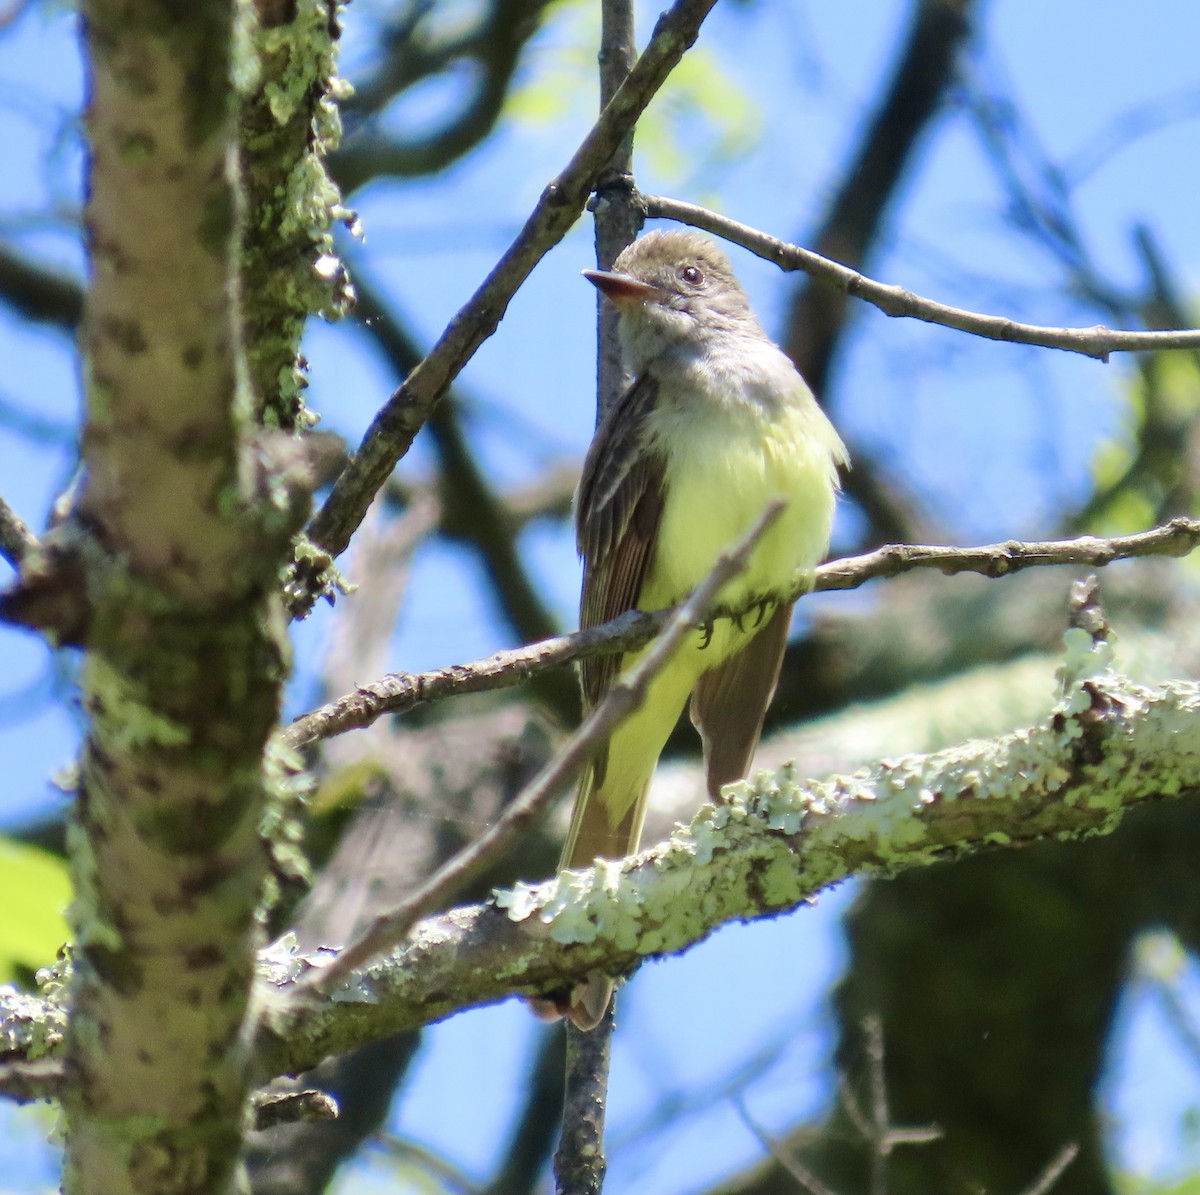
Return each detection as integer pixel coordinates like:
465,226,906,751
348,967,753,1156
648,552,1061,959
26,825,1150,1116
582,269,667,309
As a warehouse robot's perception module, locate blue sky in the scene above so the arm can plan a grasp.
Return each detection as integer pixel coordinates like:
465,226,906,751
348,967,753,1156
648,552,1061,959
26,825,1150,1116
2,0,1200,1189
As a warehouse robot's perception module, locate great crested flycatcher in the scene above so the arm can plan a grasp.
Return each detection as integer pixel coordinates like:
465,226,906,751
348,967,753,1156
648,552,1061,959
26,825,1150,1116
559,229,847,1029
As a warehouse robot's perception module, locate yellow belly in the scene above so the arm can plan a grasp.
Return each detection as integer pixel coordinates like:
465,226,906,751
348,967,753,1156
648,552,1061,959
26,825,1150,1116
640,394,842,629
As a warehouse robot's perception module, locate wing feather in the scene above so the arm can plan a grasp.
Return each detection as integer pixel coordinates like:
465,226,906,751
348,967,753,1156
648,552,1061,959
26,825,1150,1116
575,374,666,710
689,601,793,797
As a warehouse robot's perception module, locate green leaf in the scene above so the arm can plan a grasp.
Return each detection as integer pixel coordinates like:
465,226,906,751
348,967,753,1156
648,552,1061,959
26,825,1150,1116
0,838,71,985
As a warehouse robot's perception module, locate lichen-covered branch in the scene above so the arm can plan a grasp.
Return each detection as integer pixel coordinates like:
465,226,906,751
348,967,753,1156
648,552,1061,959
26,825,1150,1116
0,984,68,1073
239,0,356,431
5,671,1198,1092
45,0,301,1189
253,669,1200,1076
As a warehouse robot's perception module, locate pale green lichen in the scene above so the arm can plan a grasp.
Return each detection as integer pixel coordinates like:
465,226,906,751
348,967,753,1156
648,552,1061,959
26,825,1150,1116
494,676,1200,990
685,807,728,864
0,984,67,1060
758,853,803,906
259,735,314,924
84,655,191,752
493,879,547,924
755,767,811,834
65,817,124,956
537,861,645,949
231,0,262,95
236,0,358,431
283,536,355,611
1058,624,1116,690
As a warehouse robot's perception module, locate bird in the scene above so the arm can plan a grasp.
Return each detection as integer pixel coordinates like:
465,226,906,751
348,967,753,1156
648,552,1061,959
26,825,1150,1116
558,228,848,1029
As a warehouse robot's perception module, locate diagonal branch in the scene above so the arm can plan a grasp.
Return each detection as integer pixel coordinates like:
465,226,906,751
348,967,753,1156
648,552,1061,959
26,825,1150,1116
299,0,720,606
351,275,561,647
0,243,83,330
293,504,782,995
282,517,1200,750
333,0,558,189
642,195,1200,361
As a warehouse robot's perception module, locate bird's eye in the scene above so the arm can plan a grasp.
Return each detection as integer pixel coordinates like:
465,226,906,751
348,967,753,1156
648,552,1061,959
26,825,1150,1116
679,264,704,286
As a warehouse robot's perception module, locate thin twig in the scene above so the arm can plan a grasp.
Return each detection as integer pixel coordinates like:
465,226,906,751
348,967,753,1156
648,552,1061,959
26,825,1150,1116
280,611,651,751
815,517,1200,586
591,0,640,421
837,1074,874,1145
642,194,1200,361
299,0,720,604
352,274,560,646
296,504,782,994
864,1016,890,1195
734,1095,840,1195
1019,1143,1080,1195
554,1015,613,1195
283,516,1200,750
374,1133,482,1195
838,1017,942,1195
0,494,37,569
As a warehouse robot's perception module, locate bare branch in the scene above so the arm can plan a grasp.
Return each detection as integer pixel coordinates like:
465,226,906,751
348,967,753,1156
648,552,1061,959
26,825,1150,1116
282,518,1200,750
0,243,82,330
812,518,1200,587
299,0,720,604
0,1057,64,1104
734,1095,840,1195
591,0,640,421
846,1016,942,1195
294,505,782,994
554,1016,613,1195
642,195,1200,361
351,275,561,646
1020,1144,1080,1195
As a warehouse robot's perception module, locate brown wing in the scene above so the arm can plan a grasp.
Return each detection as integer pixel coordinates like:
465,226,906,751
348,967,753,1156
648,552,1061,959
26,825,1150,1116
689,601,793,798
576,373,665,710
